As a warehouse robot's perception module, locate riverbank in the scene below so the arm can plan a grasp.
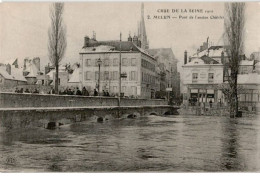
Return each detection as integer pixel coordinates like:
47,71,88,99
178,105,259,118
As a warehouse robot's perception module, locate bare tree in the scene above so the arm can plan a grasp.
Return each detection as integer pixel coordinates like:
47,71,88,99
224,2,245,118
48,3,67,94
217,83,245,104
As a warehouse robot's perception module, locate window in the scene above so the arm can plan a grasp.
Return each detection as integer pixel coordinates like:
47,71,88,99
113,71,118,80
122,86,126,93
192,73,198,83
252,93,258,102
104,71,109,80
85,71,91,81
131,58,136,66
240,66,248,74
246,94,252,102
239,94,246,102
104,59,109,66
130,71,136,81
122,58,127,66
131,86,137,95
113,58,118,66
85,59,91,67
208,73,214,83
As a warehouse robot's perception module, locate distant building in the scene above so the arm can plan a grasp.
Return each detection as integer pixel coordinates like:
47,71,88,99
182,39,260,110
147,48,180,99
0,63,27,89
23,57,41,85
182,56,224,106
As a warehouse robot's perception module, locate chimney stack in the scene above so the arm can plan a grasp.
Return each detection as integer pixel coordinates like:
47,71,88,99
84,36,90,47
184,50,187,64
33,57,40,72
133,35,138,46
128,33,132,42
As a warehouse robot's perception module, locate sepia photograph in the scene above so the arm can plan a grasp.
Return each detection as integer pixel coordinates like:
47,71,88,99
0,0,259,172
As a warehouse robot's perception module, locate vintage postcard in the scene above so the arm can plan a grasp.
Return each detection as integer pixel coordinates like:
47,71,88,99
0,1,259,172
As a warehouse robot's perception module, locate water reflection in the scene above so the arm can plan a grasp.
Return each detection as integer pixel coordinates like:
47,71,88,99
0,115,259,172
220,119,240,171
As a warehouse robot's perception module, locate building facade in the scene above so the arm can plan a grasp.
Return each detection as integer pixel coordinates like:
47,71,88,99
79,39,158,98
182,39,260,110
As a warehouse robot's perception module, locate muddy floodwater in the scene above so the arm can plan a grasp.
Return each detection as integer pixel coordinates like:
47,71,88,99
0,115,260,172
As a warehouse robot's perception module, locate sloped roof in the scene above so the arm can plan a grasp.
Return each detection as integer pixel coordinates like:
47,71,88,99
11,66,27,82
186,58,205,65
81,41,140,52
200,55,219,64
0,67,14,80
68,67,80,83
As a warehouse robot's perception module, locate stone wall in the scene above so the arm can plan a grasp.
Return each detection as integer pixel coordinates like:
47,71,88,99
0,92,168,108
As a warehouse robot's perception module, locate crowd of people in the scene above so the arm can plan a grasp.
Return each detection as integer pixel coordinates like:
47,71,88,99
14,86,112,97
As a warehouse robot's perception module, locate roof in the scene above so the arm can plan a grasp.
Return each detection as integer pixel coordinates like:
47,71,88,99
68,67,80,83
147,48,176,61
0,66,27,82
81,41,140,52
0,67,14,80
191,45,228,58
200,55,219,64
11,66,27,82
186,58,205,65
81,40,156,60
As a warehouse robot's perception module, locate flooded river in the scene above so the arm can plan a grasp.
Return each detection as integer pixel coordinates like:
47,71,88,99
0,115,260,172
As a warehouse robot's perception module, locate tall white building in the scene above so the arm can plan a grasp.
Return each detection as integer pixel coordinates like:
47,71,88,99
79,37,158,98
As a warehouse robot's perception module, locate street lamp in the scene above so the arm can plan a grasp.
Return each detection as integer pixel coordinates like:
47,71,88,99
97,58,102,94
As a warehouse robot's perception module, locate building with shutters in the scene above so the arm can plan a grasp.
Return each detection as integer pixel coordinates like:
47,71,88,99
79,36,158,98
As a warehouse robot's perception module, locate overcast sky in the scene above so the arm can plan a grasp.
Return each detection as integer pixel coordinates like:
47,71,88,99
0,2,260,70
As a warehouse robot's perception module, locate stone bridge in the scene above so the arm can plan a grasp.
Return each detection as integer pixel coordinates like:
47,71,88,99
0,93,179,130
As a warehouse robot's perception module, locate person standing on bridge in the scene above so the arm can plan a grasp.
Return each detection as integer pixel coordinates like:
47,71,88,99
94,89,98,96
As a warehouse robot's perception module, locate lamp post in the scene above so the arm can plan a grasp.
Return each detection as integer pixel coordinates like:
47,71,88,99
118,33,122,106
97,58,102,94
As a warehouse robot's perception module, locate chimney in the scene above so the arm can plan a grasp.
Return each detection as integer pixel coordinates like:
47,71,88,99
200,46,203,52
92,31,96,41
6,64,11,75
33,57,40,72
184,50,187,64
133,35,138,46
84,36,90,47
221,51,225,64
189,56,192,63
128,34,132,42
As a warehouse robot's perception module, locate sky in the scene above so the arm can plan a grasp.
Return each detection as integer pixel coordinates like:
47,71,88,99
0,2,260,71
